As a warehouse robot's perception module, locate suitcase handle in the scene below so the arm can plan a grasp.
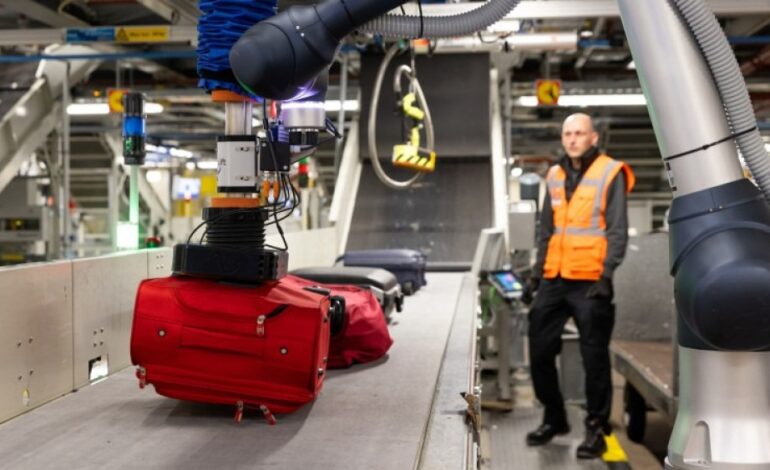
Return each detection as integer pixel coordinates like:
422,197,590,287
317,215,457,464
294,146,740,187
329,296,346,336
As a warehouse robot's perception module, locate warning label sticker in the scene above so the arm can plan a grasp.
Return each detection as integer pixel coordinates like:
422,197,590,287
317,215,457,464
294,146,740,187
116,26,170,43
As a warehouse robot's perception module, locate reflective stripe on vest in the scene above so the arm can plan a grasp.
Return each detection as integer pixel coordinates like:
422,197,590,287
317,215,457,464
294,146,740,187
543,155,633,281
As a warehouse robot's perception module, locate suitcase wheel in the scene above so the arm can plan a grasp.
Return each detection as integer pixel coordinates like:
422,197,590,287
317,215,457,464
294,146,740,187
234,401,244,424
136,367,147,389
260,405,278,426
403,281,414,296
329,296,346,336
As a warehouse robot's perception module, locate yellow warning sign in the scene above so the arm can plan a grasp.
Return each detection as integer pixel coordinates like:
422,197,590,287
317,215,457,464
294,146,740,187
108,88,127,113
535,79,561,106
115,26,170,43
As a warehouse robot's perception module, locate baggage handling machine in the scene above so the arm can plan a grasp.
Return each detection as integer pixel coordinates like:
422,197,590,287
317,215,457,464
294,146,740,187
224,1,770,468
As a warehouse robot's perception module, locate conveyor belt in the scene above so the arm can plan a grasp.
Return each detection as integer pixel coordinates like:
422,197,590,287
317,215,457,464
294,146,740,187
0,273,471,470
346,160,493,263
0,62,38,118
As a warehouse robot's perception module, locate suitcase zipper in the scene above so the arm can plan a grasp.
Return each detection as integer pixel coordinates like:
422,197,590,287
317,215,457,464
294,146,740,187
256,315,266,337
255,305,288,337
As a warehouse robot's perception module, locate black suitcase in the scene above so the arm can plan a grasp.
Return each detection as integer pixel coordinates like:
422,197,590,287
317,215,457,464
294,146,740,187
337,249,427,295
290,266,404,319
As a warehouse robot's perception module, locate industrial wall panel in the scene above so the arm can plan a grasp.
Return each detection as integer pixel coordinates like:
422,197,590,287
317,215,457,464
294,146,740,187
628,199,654,235
266,227,338,270
72,252,148,388
0,261,73,423
359,53,491,158
614,233,675,341
147,247,173,279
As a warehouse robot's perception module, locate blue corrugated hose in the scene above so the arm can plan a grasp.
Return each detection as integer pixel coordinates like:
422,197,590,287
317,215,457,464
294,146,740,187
197,0,277,98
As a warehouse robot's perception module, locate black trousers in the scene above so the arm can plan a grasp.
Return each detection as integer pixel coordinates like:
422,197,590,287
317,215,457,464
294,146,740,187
528,277,615,429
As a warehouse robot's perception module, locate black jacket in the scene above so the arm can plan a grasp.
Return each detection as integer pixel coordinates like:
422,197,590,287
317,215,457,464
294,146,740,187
532,147,629,280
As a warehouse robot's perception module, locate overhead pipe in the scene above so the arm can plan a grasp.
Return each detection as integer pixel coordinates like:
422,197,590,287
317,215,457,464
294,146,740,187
0,50,197,63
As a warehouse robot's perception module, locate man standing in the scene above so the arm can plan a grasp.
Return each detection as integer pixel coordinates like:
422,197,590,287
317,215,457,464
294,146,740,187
522,113,635,459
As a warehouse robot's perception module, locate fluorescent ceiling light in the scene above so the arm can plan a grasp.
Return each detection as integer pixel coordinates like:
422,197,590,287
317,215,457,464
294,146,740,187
67,103,110,115
282,100,359,113
627,60,636,70
146,144,192,159
67,102,164,115
185,162,196,171
324,100,359,113
487,19,521,33
145,169,163,183
196,160,218,170
116,222,139,250
515,94,647,107
169,148,193,158
424,33,576,52
145,103,164,114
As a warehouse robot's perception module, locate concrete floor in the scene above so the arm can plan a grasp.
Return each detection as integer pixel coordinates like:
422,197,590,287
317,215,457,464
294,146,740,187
479,371,671,470
608,372,670,470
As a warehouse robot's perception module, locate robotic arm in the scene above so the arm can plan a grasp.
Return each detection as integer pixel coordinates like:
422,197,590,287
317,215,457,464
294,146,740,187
229,0,524,100
223,2,770,468
229,0,408,100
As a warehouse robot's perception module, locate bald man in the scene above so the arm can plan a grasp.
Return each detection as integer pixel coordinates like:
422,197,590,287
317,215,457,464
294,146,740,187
522,114,635,459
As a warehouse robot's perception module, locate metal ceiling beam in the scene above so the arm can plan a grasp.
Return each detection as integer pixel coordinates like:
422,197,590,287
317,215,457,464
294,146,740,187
575,18,607,71
3,0,88,27
407,1,770,19
511,80,770,95
135,0,200,25
0,25,196,46
724,16,770,36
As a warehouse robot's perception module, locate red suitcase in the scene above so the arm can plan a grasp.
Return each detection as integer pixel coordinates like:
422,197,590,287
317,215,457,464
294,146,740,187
282,275,394,369
130,275,336,424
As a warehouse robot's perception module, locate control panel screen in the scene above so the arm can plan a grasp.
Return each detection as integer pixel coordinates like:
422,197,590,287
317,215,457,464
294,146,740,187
492,271,522,293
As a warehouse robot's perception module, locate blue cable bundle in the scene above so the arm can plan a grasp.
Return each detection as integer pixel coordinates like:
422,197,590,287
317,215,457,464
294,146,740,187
197,0,277,98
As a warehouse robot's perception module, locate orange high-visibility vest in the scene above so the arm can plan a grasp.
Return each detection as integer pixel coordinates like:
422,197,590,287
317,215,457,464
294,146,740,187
543,154,635,281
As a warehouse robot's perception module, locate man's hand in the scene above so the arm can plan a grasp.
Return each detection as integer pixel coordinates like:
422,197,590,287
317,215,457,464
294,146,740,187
586,276,613,299
521,277,540,305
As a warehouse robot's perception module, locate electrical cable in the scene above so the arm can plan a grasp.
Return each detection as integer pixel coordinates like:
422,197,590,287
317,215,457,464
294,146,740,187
187,207,255,245
360,0,522,40
664,126,758,162
417,0,424,39
477,30,501,44
190,100,298,252
367,43,434,190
